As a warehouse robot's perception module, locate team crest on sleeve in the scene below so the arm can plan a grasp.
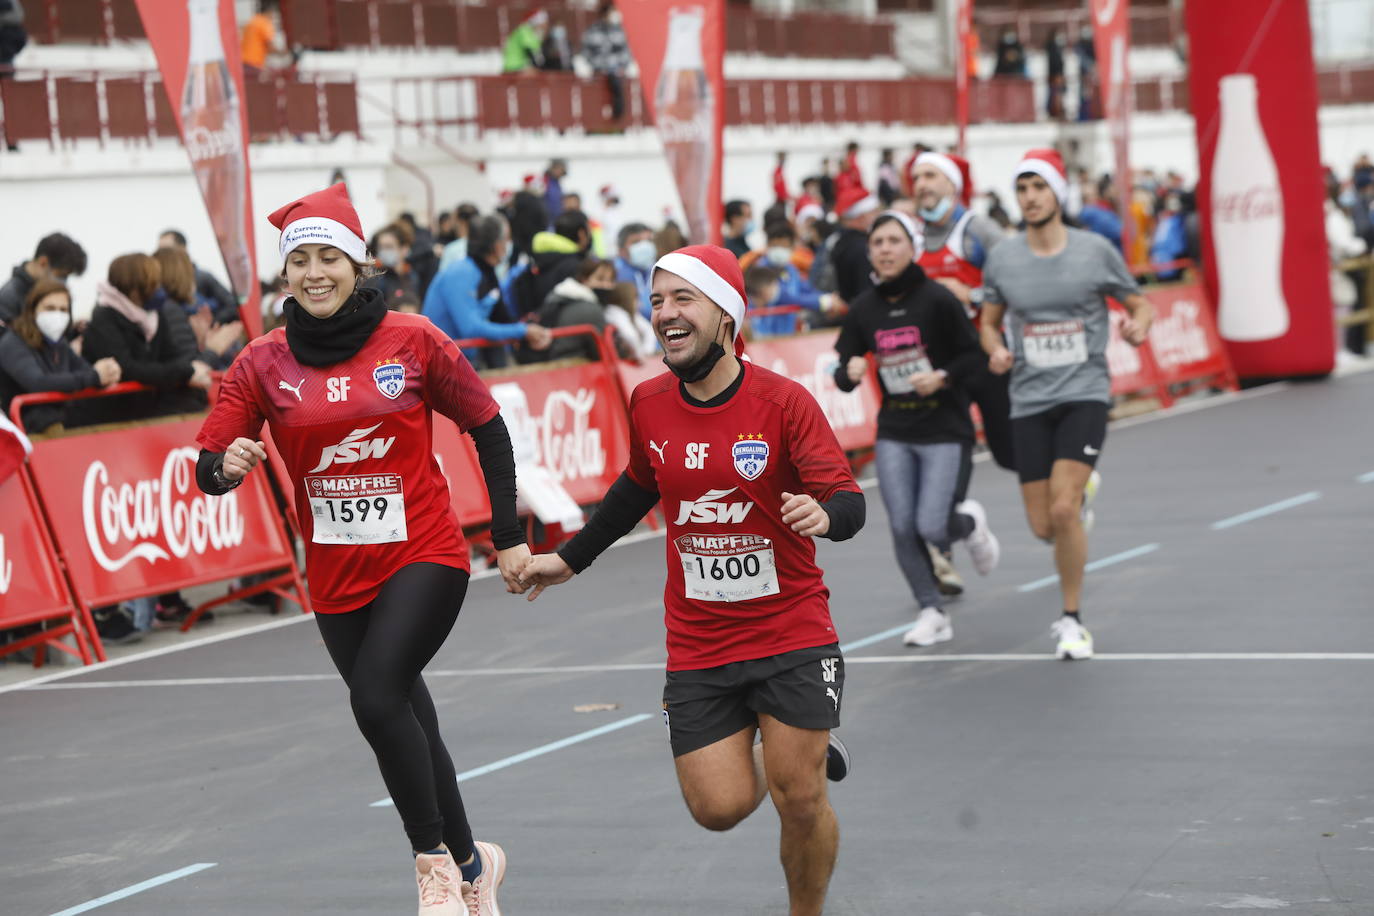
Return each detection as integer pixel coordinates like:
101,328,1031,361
373,359,406,399
732,434,769,480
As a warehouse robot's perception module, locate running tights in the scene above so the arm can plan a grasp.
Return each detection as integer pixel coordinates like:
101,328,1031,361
315,562,473,854
874,439,975,609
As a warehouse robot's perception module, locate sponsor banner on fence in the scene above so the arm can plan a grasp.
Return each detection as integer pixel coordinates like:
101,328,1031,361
0,474,72,627
1144,282,1235,388
26,419,293,607
747,333,881,453
1106,305,1164,399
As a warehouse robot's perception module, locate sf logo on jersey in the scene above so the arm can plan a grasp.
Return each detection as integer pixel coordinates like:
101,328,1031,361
675,487,754,525
309,422,397,473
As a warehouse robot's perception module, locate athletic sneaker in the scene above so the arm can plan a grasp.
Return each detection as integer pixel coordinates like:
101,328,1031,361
903,607,952,647
956,499,1001,576
1051,616,1094,660
826,734,851,782
461,840,506,916
1081,470,1101,534
928,544,964,595
415,851,464,915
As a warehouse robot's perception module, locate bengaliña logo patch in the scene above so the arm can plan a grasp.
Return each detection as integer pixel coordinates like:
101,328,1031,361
732,433,769,481
373,359,406,400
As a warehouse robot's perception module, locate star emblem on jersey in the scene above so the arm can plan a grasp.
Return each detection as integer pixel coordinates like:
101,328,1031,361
732,434,769,481
373,359,406,400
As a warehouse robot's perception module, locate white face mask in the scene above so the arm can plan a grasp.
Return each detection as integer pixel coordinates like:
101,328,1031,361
766,246,793,267
36,310,70,343
378,249,402,269
628,238,658,271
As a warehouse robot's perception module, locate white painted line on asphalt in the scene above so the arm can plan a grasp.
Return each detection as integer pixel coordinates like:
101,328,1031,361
1358,470,1374,484
1016,543,1161,593
1210,491,1322,530
848,653,1374,663
48,862,217,916
370,713,655,808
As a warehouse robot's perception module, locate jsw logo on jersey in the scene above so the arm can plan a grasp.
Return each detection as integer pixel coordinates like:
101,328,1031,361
675,487,754,525
309,423,396,473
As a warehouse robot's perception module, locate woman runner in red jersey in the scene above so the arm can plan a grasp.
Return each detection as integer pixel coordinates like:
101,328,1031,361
195,184,524,916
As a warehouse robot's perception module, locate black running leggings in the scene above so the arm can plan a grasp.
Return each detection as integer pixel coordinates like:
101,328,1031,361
315,562,473,854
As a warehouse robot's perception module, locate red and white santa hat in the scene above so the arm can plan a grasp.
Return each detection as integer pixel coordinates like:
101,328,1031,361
653,245,748,356
1014,148,1068,204
524,9,548,27
916,151,973,207
268,182,368,266
835,184,879,221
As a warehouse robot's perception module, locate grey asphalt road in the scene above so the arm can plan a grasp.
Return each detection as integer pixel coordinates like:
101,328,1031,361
4,372,1371,916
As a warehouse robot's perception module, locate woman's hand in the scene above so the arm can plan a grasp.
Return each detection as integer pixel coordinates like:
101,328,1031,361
845,355,868,384
221,437,267,481
93,357,121,387
496,544,533,594
188,359,214,389
988,346,1014,375
909,370,946,397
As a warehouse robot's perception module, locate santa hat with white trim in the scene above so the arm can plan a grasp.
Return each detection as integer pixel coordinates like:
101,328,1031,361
653,245,748,356
835,184,880,221
1014,148,1068,205
916,151,973,207
268,183,368,267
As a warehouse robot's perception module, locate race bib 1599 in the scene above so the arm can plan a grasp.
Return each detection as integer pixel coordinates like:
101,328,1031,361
306,474,408,545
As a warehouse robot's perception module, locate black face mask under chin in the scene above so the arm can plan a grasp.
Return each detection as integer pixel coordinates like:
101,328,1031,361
664,311,728,383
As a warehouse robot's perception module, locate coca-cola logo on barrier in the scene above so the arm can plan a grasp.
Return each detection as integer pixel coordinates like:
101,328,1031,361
0,534,11,593
81,447,245,573
184,123,239,162
1212,187,1281,223
766,354,868,432
494,384,607,484
1150,299,1212,370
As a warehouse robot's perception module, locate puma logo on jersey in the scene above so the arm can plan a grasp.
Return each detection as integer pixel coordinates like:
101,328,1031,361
826,687,840,710
675,487,754,525
309,422,396,473
649,439,667,463
278,378,304,402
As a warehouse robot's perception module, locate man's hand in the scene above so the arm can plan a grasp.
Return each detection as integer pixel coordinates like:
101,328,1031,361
934,276,972,305
820,293,844,316
518,553,575,601
1120,316,1150,347
909,370,946,397
844,355,868,384
525,324,553,350
988,346,1013,375
781,491,829,538
495,544,533,594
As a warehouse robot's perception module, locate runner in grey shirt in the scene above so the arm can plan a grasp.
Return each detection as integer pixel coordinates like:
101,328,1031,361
979,148,1154,661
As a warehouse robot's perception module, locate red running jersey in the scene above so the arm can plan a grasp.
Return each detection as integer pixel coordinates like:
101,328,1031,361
625,361,860,671
196,312,499,613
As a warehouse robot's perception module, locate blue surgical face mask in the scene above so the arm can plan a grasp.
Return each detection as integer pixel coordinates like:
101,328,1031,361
738,219,755,237
628,238,658,271
766,246,793,267
918,197,953,223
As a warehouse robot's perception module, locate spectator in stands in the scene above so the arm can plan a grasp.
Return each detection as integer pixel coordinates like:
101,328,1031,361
599,185,624,251
773,151,790,205
395,212,440,299
512,209,592,318
503,9,548,73
837,141,864,197
0,280,120,435
797,175,822,214
722,199,754,259
1046,28,1067,119
754,222,839,334
1149,192,1189,281
582,2,631,123
423,214,551,368
902,142,932,197
878,149,900,206
540,15,574,71
1326,183,1369,360
1076,25,1098,120
1128,186,1155,266
828,185,880,304
505,189,550,264
993,29,1027,78
439,202,481,271
614,222,656,318
985,190,1012,230
363,223,420,309
744,265,783,338
158,228,240,323
537,257,615,362
152,246,243,371
73,253,213,425
1075,177,1124,250
0,0,27,89
543,159,569,222
240,0,279,78
818,158,837,212
655,218,688,257
603,279,655,361
0,233,87,325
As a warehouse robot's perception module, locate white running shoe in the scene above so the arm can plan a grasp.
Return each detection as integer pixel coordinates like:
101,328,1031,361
956,499,1001,576
1051,616,1094,660
415,850,465,915
903,607,952,647
1081,470,1102,534
928,543,964,595
461,840,506,916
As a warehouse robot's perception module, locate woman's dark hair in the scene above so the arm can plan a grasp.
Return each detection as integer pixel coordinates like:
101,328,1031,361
108,253,161,305
575,257,613,284
152,246,197,304
369,224,407,253
12,280,72,351
868,212,914,242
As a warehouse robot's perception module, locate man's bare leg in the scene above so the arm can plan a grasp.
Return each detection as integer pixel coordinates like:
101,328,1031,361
673,725,767,831
760,713,837,916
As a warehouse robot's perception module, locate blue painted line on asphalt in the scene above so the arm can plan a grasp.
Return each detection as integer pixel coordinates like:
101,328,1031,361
1210,492,1322,530
1017,543,1162,593
840,624,913,653
371,713,655,808
1357,471,1374,484
48,863,217,916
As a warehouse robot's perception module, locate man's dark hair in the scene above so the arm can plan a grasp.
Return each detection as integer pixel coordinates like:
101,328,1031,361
762,202,788,229
616,222,652,249
724,199,750,222
468,215,508,261
398,212,418,230
159,229,188,248
455,203,480,223
554,209,591,244
764,221,796,244
35,233,88,276
744,265,780,299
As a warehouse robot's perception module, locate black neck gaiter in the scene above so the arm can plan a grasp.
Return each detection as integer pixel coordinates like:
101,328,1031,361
284,286,387,367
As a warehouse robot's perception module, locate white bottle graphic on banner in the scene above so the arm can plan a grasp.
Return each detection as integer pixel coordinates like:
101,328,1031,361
182,0,253,304
1211,73,1290,341
655,7,714,246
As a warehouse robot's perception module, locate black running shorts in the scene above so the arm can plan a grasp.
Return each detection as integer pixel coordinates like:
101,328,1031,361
661,643,844,758
1011,400,1109,483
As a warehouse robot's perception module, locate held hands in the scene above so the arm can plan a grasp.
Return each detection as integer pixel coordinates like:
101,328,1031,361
909,370,946,397
1120,317,1150,347
189,359,214,390
221,437,267,481
525,324,553,351
781,491,829,538
495,544,533,594
988,346,1014,376
845,355,868,385
516,553,574,601
93,357,122,387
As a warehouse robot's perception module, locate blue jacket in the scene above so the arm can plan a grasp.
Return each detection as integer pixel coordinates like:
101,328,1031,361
1149,213,1188,280
614,256,653,319
752,263,824,337
1077,205,1124,251
422,257,527,363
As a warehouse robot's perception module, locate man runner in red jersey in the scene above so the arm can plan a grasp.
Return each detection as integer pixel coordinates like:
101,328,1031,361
518,245,864,916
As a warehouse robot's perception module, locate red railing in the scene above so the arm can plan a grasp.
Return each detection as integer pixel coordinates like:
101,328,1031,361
0,68,360,149
974,4,1178,52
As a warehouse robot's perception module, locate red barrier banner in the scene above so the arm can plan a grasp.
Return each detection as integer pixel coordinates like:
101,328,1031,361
746,332,880,453
430,417,491,530
617,0,725,245
135,0,260,338
0,473,73,629
955,0,972,155
1091,0,1132,254
26,418,295,608
1143,282,1238,392
1107,305,1166,403
1185,0,1333,377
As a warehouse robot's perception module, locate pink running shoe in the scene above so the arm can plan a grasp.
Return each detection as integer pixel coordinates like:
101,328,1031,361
461,841,507,916
415,851,466,915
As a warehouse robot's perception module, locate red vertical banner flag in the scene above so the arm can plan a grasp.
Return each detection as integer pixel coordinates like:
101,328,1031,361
135,0,261,338
1090,0,1132,258
1185,0,1333,378
616,0,725,246
955,0,972,156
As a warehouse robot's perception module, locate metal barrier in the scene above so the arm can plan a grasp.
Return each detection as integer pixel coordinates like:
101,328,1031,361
973,5,1179,53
